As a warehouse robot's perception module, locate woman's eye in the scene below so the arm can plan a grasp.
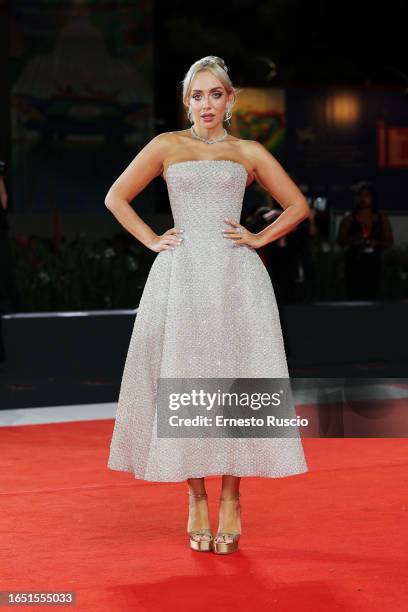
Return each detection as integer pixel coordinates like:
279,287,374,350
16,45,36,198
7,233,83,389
192,93,222,100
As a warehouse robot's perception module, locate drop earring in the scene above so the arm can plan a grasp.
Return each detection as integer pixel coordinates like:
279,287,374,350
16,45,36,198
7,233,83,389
224,105,232,125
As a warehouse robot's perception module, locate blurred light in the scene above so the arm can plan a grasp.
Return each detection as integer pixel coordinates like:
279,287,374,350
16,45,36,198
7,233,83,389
326,93,360,125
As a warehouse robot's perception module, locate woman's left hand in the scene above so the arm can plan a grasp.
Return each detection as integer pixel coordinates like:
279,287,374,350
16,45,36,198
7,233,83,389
222,217,261,248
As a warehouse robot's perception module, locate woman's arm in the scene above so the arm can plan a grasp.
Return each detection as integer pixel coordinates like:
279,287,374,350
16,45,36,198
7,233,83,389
246,141,310,248
105,133,172,250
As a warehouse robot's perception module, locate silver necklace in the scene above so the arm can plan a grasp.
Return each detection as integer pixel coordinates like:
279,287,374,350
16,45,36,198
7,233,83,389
190,125,228,144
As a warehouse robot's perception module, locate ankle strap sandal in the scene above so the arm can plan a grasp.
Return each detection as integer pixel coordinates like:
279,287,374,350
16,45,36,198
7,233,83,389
214,495,241,554
187,492,214,552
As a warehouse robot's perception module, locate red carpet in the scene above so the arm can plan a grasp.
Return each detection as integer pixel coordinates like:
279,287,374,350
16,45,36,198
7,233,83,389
1,420,407,611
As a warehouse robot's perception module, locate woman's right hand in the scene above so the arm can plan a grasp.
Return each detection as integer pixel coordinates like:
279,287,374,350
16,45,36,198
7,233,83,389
147,227,184,252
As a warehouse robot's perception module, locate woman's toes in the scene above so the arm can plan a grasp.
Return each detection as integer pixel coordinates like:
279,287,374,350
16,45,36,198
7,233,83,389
192,532,211,541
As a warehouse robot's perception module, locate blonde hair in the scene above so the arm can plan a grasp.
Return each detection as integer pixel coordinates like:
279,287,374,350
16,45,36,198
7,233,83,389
181,55,240,116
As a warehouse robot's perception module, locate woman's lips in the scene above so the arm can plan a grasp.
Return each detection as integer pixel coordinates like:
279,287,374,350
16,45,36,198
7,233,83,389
201,114,214,121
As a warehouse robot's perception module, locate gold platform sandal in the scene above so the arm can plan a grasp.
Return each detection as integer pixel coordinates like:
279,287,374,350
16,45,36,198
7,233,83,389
213,495,241,555
187,492,214,552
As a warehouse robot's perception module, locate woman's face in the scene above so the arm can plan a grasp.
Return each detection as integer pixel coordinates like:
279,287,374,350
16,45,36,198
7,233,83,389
357,188,373,209
188,70,232,130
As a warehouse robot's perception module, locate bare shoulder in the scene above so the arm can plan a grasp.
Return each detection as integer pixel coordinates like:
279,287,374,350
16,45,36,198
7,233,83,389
235,138,279,172
153,130,191,150
161,129,191,141
141,132,179,167
147,131,174,149
154,130,184,139
241,139,273,159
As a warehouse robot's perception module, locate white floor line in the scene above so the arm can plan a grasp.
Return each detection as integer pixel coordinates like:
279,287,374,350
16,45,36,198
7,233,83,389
0,403,117,427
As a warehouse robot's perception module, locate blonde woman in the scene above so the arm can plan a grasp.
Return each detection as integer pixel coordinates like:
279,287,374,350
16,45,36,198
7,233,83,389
106,56,309,554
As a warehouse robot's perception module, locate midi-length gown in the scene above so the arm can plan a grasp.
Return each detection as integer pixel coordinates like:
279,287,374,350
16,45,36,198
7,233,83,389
107,159,309,482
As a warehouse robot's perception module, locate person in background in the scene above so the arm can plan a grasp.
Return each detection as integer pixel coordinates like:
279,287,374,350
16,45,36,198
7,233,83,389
244,201,318,304
287,206,318,303
244,203,295,304
337,182,393,300
0,159,22,314
243,203,296,357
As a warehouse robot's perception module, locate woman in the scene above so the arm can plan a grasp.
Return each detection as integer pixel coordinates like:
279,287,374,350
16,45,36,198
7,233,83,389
106,56,310,554
337,183,393,300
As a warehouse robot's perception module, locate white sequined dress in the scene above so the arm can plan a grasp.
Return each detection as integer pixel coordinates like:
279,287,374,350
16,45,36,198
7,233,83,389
107,159,308,482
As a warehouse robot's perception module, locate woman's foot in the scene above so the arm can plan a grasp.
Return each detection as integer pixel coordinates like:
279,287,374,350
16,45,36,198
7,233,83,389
187,492,213,551
214,495,241,554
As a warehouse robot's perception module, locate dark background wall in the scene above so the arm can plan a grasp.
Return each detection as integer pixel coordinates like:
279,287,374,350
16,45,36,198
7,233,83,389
153,0,407,129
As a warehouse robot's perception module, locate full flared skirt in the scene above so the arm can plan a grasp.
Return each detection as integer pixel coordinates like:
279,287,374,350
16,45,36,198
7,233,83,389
107,245,309,482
